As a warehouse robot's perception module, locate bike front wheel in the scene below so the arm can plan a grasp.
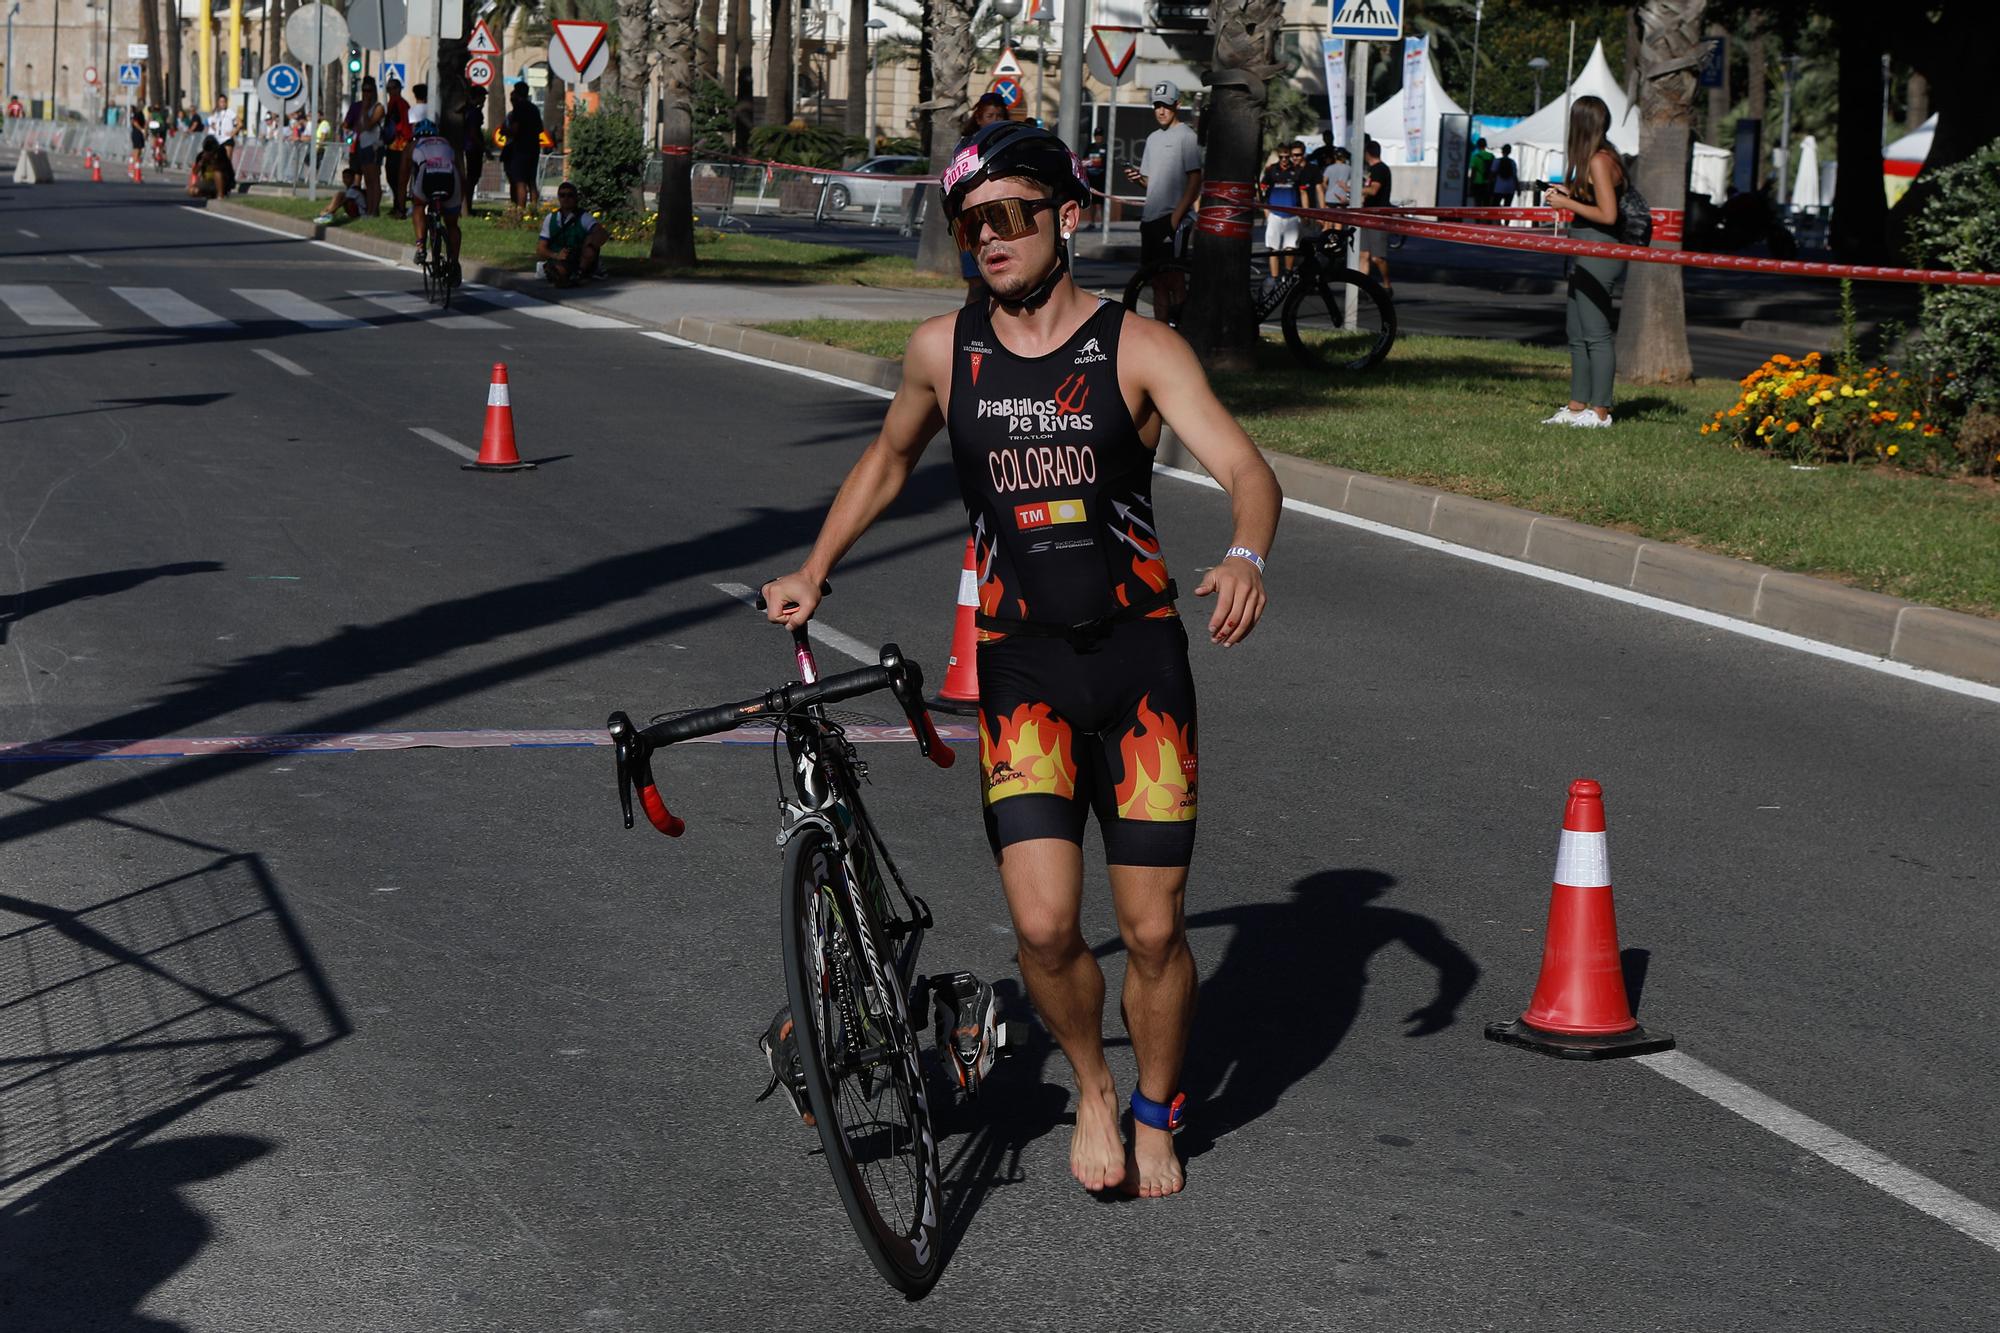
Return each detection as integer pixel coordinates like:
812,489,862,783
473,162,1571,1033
780,824,942,1296
1282,269,1398,371
1121,259,1192,328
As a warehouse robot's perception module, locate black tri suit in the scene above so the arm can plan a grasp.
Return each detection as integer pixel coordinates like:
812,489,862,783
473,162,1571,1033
946,298,1198,868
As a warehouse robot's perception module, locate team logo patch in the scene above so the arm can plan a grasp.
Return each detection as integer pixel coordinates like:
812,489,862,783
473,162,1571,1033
1073,337,1107,365
1014,498,1086,529
969,351,983,385
1053,373,1090,416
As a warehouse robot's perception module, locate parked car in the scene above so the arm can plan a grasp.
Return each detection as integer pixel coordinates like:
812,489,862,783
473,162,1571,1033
814,155,930,212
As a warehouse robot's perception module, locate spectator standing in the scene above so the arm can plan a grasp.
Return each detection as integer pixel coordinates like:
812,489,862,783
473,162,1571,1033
1359,138,1392,290
314,112,332,170
501,83,544,209
1259,140,1307,282
1082,127,1107,226
381,76,412,217
128,102,146,167
1492,144,1519,210
344,76,387,214
461,98,488,218
1467,137,1494,207
209,97,238,156
6,95,22,120
1541,95,1627,428
1125,80,1202,322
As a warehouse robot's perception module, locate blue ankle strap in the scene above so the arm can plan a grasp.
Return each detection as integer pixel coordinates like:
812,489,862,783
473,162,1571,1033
1130,1089,1187,1134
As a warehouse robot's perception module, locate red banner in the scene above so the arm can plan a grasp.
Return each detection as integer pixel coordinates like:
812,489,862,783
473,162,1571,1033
1193,180,1256,241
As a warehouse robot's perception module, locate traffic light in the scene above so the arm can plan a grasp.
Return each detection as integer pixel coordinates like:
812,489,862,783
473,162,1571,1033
347,45,362,77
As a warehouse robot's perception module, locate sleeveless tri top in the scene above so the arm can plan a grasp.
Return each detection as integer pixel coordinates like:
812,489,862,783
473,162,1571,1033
946,299,1173,630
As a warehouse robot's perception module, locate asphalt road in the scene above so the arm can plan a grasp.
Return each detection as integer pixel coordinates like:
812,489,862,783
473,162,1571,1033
2,179,1996,1333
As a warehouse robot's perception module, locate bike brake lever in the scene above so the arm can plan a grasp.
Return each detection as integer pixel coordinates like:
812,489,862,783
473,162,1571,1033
608,711,637,829
879,644,955,770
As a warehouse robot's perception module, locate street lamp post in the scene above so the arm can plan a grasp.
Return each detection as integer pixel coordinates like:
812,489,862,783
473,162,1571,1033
47,0,57,119
1466,0,1484,126
5,3,19,104
992,0,1021,67
865,16,886,149
1527,56,1549,112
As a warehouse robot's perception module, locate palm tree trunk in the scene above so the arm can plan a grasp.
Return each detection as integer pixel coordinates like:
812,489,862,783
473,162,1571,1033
1829,5,1886,263
768,0,796,125
617,0,651,107
654,0,699,263
1614,0,1703,387
844,0,867,140
913,0,973,278
698,0,720,79
1704,21,1729,143
1745,24,1767,186
166,1,183,110
1183,0,1284,365
140,0,163,106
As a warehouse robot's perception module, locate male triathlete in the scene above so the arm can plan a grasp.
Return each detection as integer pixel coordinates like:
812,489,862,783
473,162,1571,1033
762,122,1280,1199
401,115,463,274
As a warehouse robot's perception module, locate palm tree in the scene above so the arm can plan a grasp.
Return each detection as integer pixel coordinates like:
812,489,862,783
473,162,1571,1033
1614,0,1705,386
1181,0,1285,366
844,0,869,139
653,0,700,264
769,0,796,125
912,0,976,277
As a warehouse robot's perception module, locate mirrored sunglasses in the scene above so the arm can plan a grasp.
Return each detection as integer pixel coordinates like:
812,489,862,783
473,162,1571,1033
953,196,1061,250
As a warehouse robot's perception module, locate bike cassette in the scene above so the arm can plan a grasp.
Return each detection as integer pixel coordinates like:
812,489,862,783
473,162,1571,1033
929,971,1014,1096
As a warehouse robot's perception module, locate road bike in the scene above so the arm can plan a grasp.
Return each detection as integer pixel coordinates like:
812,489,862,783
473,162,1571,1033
1122,221,1397,372
418,187,457,309
606,588,1012,1297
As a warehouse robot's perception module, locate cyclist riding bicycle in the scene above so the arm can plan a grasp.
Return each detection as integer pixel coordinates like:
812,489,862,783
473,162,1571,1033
762,120,1280,1200
401,116,463,274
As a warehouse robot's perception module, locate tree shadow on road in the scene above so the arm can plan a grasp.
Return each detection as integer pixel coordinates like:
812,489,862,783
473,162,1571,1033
0,560,224,645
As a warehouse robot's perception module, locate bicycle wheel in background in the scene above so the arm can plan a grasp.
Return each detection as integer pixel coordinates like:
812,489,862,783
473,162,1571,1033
1282,269,1398,371
780,825,942,1296
1120,259,1192,328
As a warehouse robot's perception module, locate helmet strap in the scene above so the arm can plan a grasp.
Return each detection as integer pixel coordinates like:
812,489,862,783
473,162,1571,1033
994,233,1070,313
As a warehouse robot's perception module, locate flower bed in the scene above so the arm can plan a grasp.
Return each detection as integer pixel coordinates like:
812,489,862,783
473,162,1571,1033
1702,353,1948,469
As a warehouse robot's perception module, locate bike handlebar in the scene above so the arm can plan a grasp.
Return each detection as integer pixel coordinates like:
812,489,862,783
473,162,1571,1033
607,641,953,838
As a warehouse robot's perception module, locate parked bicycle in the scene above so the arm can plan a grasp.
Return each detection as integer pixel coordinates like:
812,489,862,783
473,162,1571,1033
605,586,1015,1297
1122,220,1397,372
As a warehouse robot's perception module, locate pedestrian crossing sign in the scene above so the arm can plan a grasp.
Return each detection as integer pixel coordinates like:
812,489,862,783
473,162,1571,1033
468,19,499,56
1329,0,1402,41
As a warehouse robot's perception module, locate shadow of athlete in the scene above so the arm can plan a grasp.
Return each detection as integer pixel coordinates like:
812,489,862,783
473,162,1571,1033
1099,868,1479,1158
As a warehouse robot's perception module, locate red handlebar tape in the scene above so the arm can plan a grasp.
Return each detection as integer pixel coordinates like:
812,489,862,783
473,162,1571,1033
638,784,686,837
917,713,955,769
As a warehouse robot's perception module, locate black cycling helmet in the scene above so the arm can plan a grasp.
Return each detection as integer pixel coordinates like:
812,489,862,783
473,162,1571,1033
941,120,1089,219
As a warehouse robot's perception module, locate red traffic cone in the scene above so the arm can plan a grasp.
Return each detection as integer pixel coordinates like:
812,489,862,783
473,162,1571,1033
90,154,103,183
463,363,537,472
929,536,981,715
1485,779,1674,1060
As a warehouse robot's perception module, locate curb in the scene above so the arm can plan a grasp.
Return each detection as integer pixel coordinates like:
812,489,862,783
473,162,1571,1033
653,324,2000,690
197,199,2000,690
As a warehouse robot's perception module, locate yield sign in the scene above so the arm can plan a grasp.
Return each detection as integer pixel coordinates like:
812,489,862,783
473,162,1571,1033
1089,26,1139,79
550,20,609,80
467,18,499,55
991,44,1023,78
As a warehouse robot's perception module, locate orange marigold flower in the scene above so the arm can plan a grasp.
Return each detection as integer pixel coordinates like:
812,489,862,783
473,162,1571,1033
1785,421,1801,433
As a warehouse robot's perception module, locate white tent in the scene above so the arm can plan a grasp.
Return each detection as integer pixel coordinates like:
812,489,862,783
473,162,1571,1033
1363,41,1466,164
1499,41,1630,155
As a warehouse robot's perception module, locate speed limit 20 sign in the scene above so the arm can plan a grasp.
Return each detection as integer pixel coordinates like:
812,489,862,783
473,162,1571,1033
465,55,496,89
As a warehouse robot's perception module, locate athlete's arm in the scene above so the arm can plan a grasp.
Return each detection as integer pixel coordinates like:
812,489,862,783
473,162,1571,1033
1173,168,1203,230
762,315,952,628
1120,315,1279,648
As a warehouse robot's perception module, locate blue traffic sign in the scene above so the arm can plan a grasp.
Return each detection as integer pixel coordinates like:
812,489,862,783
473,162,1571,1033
989,76,1022,107
1328,0,1403,42
117,63,142,87
260,63,303,102
380,61,406,88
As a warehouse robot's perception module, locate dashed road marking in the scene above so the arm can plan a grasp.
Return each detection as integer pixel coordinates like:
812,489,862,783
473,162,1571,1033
17,228,38,238
69,253,102,269
713,582,878,665
410,426,478,461
251,348,311,376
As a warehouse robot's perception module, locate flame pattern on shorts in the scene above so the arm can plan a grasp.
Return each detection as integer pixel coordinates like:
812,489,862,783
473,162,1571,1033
979,702,1078,805
1112,695,1197,822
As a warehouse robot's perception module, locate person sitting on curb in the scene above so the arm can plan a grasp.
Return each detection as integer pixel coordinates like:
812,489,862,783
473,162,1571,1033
313,168,366,224
186,135,234,200
535,183,609,286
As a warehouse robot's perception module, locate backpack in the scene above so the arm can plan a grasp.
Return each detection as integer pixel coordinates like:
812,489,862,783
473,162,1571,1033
1616,167,1652,245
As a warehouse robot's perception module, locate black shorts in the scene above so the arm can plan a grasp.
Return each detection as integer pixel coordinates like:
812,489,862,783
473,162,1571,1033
1139,215,1178,268
976,617,1198,868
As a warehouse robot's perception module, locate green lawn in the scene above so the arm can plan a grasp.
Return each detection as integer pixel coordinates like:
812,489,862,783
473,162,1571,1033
758,320,2000,617
234,195,957,286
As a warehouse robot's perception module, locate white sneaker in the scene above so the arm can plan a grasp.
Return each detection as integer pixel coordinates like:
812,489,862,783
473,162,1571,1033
1570,411,1614,428
1541,407,1583,425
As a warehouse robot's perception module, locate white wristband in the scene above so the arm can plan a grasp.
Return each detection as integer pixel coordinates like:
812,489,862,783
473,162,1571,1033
1223,546,1265,573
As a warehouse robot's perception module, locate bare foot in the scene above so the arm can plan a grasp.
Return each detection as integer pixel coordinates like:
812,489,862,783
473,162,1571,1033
1121,1123,1186,1199
1070,1084,1126,1192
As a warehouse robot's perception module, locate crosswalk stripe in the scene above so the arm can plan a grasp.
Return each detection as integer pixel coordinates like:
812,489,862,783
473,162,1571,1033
231,288,371,331
112,287,239,330
0,284,98,327
459,283,633,329
351,290,504,329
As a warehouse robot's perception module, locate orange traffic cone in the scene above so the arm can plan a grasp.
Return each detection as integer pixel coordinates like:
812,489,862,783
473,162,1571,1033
131,159,142,183
463,363,537,472
929,536,981,715
1485,779,1674,1060
90,153,102,183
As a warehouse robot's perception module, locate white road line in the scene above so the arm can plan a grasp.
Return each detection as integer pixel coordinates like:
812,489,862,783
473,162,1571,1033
17,229,38,238
69,254,102,269
233,288,370,331
351,289,503,329
183,204,401,268
114,287,238,330
1638,1051,2000,1255
1154,465,2000,708
313,239,402,268
460,283,634,329
639,330,898,399
251,348,311,376
0,284,98,327
713,582,878,665
410,426,478,461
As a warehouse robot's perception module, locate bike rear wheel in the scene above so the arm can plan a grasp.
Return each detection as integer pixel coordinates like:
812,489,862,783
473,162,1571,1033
1121,259,1192,328
1281,269,1398,371
780,824,942,1296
